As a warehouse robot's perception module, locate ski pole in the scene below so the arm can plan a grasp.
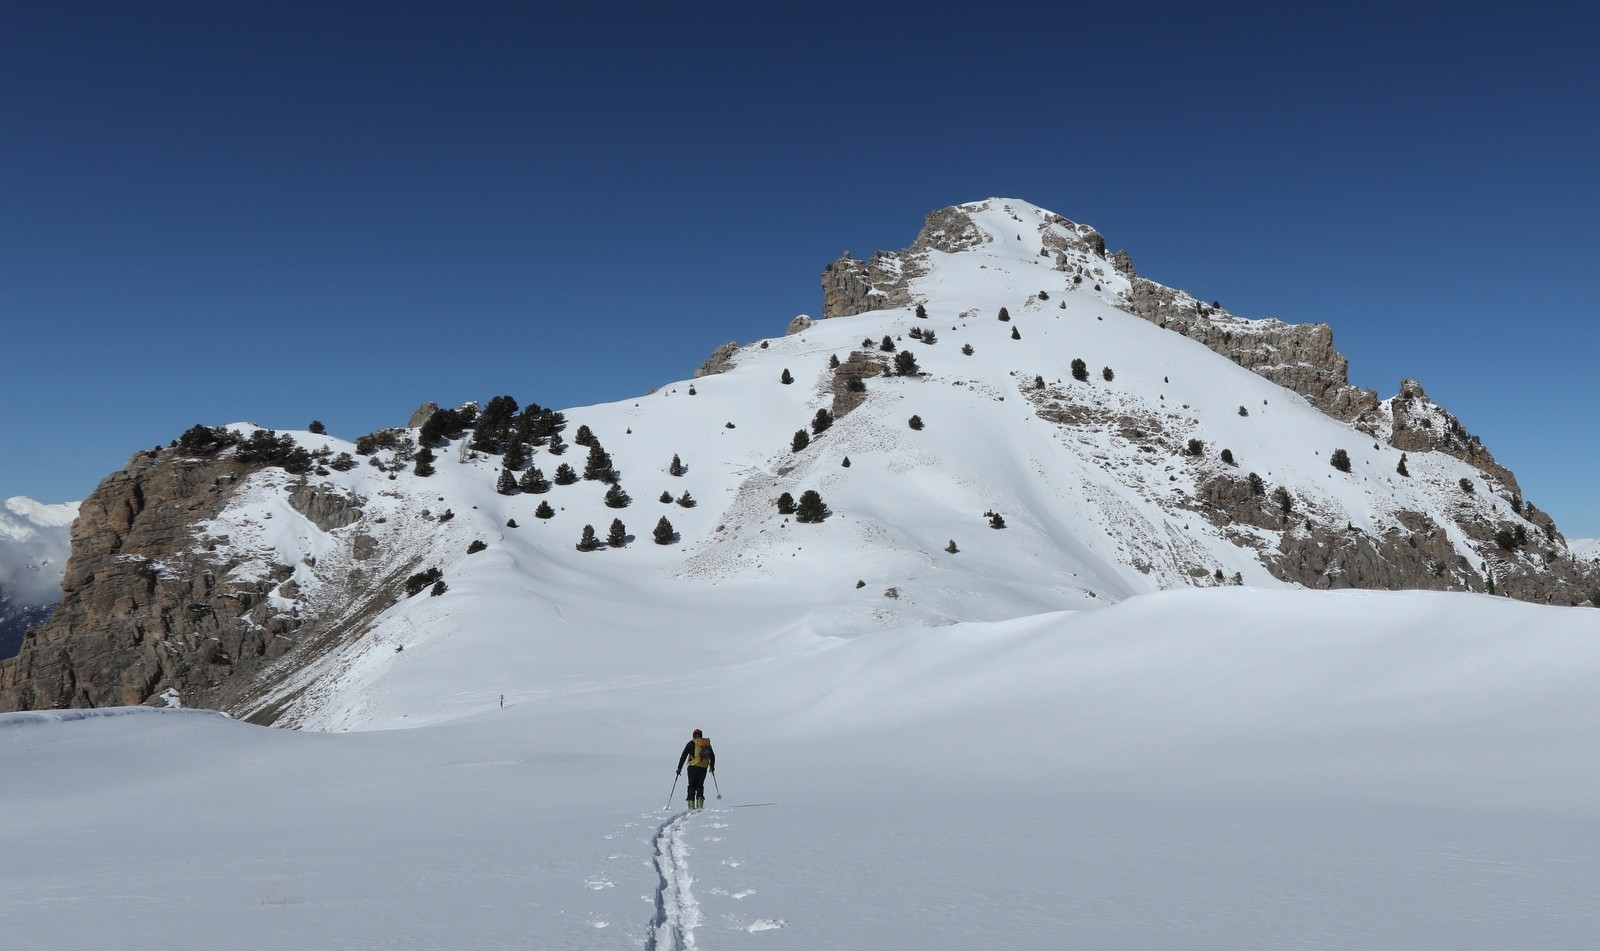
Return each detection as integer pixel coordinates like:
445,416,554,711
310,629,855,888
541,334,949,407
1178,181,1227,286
712,772,722,800
665,772,680,810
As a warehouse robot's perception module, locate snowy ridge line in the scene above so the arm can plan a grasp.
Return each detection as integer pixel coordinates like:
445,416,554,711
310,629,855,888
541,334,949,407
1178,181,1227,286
646,810,701,950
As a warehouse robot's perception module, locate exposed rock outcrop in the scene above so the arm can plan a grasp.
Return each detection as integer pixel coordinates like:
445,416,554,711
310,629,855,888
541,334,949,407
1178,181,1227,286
694,341,741,378
0,450,291,711
1383,379,1521,499
821,251,917,318
0,448,397,716
407,402,439,428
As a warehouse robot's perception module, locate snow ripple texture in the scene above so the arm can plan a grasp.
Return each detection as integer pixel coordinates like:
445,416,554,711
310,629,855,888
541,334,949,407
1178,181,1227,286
647,811,701,950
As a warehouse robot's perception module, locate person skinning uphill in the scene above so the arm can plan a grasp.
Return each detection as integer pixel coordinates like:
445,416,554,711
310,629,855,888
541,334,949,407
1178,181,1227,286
676,729,715,809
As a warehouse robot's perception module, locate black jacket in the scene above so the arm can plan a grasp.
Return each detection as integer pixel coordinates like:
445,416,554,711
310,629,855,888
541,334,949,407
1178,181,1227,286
677,738,715,772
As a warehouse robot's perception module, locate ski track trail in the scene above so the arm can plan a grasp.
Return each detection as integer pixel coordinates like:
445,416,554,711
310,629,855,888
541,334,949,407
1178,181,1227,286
646,810,702,950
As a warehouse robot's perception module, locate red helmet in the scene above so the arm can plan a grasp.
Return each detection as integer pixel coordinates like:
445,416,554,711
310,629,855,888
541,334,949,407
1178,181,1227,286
692,728,702,737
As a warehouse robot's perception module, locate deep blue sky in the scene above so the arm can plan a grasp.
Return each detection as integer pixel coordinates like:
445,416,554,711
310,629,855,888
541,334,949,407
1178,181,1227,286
4,3,1597,536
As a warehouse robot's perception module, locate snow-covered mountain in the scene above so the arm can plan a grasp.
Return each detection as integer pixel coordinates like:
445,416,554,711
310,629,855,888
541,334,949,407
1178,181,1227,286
4,199,1598,948
0,496,77,659
2,198,1593,719
1571,537,1600,563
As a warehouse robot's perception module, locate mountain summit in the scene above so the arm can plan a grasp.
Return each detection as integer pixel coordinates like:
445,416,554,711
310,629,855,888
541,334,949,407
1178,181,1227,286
2,198,1593,722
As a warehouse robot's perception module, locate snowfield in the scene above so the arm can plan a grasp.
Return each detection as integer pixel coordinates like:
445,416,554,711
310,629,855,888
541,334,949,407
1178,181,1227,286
3,590,1598,949
4,199,1597,948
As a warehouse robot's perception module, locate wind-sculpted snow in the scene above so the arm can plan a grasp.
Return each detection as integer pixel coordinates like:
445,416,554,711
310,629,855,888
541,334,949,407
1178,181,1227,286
0,705,224,729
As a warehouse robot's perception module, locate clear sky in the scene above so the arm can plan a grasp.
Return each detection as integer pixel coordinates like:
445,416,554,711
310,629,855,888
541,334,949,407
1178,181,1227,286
3,2,1596,536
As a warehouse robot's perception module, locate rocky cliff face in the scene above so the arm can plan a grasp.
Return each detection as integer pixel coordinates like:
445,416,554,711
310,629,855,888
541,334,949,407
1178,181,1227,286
0,445,404,717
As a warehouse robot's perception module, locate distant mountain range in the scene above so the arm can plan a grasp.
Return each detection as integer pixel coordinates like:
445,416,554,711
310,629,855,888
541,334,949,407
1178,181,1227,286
0,497,78,659
2,199,1594,719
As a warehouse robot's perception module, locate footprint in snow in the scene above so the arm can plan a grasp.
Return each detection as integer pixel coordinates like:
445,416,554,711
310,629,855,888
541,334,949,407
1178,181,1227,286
584,876,614,890
704,835,724,842
721,859,743,868
747,919,787,932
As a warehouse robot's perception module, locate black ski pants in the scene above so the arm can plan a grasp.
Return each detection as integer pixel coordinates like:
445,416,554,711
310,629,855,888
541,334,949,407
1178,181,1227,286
686,765,707,803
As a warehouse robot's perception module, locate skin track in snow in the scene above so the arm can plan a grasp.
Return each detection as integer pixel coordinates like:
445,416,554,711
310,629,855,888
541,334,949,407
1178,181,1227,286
648,810,702,950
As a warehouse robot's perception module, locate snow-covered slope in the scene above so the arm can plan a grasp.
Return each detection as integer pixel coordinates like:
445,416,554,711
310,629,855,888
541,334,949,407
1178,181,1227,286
178,199,1576,729
4,590,1597,949
1571,537,1600,563
0,496,77,658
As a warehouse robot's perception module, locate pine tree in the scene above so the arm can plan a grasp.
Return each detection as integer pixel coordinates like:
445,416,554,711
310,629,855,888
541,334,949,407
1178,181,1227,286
792,429,810,452
413,446,436,477
604,483,632,508
653,516,676,545
1397,453,1410,477
908,415,924,430
828,353,841,369
915,303,927,319
1071,358,1088,381
576,525,600,551
1272,486,1294,513
496,468,518,495
547,430,567,455
535,500,555,519
811,408,833,434
781,368,793,384
841,456,851,467
989,512,1006,529
574,424,595,447
962,344,974,355
795,489,828,523
607,518,627,547
583,443,616,482
880,335,896,352
1101,366,1113,381
923,330,937,345
776,492,796,514
1011,326,1021,340
894,349,917,376
676,491,697,508
1220,448,1235,466
503,438,528,471
1330,448,1352,473
308,420,327,435
998,307,1010,322
945,539,959,554
1248,472,1266,496
660,490,674,503
520,467,550,493
669,453,686,476
554,463,578,485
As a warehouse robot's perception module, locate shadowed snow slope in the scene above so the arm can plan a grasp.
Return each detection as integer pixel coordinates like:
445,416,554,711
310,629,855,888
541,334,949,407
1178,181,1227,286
4,589,1598,949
